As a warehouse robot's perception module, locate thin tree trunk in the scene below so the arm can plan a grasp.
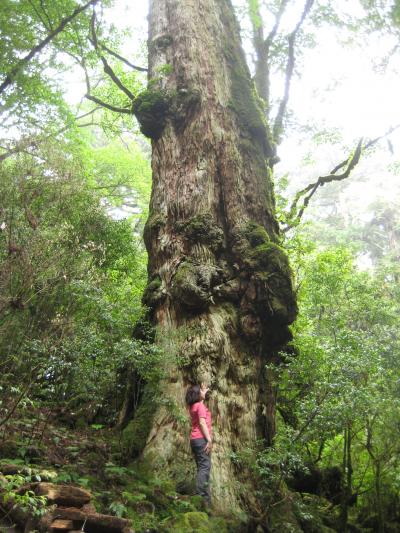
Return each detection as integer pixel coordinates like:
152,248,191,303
375,460,384,533
132,0,297,512
340,424,353,532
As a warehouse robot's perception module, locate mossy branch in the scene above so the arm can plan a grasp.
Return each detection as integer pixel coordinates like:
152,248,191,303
284,138,363,231
283,124,400,231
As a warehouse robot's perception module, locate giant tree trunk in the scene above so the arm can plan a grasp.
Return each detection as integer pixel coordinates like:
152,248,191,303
134,0,296,512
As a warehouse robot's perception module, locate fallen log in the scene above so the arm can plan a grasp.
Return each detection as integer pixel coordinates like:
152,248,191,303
48,507,133,533
34,483,91,507
0,479,134,533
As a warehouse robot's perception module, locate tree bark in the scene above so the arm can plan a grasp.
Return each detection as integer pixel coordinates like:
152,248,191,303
133,0,297,512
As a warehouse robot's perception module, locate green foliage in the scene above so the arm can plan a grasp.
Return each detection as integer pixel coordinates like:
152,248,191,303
0,0,92,129
0,127,151,427
269,233,400,529
0,473,47,517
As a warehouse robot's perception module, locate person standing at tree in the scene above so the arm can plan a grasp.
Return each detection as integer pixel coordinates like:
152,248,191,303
186,384,212,506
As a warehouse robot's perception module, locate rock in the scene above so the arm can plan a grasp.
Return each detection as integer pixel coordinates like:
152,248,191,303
0,440,19,458
0,463,31,476
0,464,57,481
35,483,91,507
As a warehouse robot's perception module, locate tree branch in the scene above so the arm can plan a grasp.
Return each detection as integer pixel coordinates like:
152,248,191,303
283,124,400,231
0,0,100,97
252,0,289,108
99,43,147,72
81,53,132,115
265,0,289,47
273,0,314,144
89,10,136,101
85,93,132,114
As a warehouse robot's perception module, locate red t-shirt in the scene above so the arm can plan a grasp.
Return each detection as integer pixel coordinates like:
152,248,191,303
189,401,212,440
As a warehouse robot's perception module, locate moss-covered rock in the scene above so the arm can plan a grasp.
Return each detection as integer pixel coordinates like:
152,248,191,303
166,511,229,533
133,88,172,140
142,275,165,309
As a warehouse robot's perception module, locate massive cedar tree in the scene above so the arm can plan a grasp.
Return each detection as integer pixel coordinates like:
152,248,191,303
132,0,297,510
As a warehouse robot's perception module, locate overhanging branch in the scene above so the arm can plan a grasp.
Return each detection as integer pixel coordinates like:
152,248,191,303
85,93,132,114
89,10,136,102
81,54,132,115
99,43,147,73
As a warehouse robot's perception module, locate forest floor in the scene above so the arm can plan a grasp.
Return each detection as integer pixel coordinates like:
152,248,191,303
0,409,230,533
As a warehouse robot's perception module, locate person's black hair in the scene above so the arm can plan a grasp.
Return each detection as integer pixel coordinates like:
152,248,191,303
185,384,201,406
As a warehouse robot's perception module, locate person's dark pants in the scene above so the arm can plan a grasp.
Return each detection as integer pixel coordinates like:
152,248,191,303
190,438,211,505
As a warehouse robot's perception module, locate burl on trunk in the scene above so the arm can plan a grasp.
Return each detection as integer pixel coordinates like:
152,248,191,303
131,0,297,511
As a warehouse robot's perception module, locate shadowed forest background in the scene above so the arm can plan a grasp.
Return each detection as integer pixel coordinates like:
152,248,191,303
1,0,400,532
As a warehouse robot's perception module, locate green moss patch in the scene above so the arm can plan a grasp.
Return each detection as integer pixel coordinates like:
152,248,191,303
142,275,165,309
248,242,291,277
229,64,271,150
151,34,173,51
232,222,298,329
242,221,270,247
165,511,229,533
133,88,172,140
179,213,224,251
